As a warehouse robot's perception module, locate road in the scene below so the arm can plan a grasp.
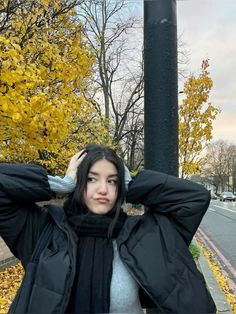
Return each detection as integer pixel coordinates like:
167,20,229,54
198,199,236,289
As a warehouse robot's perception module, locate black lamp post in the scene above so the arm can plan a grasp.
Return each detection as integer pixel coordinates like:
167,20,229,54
144,0,178,176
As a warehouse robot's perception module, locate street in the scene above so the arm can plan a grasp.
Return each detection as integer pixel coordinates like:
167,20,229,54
198,199,236,289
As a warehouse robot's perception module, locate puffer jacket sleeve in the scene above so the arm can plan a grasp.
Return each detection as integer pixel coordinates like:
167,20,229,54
126,170,210,245
0,163,55,263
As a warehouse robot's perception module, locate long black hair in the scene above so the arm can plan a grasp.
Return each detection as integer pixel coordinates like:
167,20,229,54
64,144,126,237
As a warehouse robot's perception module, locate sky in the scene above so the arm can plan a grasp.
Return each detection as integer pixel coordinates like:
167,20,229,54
177,0,236,144
131,0,236,144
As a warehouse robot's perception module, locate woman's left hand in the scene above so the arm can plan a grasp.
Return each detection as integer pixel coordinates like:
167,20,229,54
65,150,87,183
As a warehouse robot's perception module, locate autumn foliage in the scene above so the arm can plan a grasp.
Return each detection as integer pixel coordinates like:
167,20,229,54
179,59,220,178
197,238,236,313
0,0,109,173
0,263,23,313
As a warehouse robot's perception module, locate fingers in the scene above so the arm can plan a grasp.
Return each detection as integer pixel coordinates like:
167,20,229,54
77,149,87,160
69,149,86,164
65,149,87,180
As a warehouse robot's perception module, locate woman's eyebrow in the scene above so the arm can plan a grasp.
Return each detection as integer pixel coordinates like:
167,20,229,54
108,174,118,178
88,171,118,178
88,171,98,176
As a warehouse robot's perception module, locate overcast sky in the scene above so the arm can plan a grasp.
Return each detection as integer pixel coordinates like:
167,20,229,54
131,0,236,144
177,0,236,144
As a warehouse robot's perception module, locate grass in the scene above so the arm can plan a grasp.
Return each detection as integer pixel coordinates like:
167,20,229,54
189,242,200,260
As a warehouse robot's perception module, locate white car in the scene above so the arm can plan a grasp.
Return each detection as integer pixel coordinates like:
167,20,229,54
220,191,236,202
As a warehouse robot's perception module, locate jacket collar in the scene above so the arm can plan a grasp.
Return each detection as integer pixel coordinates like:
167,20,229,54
47,204,67,225
116,215,141,247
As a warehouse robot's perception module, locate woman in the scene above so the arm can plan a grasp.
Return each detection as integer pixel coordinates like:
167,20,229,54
0,144,216,313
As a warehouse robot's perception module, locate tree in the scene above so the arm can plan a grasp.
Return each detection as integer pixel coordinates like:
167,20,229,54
203,140,236,193
76,0,144,147
0,0,84,33
0,0,108,173
121,103,144,170
228,144,236,193
179,59,220,178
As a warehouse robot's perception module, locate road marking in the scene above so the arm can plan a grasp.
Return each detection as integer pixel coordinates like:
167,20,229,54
198,228,236,285
209,208,216,212
211,205,236,214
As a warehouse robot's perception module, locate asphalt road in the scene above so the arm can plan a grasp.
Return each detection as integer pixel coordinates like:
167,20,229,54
199,199,236,287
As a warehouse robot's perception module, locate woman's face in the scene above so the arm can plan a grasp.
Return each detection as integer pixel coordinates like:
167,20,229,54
84,159,119,214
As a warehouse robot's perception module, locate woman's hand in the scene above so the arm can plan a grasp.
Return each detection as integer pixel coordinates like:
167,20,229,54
65,150,87,183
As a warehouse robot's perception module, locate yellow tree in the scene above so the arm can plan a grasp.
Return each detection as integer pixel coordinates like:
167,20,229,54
179,59,220,178
0,0,109,173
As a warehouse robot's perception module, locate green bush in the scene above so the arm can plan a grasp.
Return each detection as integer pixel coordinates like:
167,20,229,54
189,243,200,260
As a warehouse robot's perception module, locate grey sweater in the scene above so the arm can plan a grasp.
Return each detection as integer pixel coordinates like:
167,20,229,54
110,241,143,313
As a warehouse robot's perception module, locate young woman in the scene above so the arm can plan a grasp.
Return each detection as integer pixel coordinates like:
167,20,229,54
0,144,216,313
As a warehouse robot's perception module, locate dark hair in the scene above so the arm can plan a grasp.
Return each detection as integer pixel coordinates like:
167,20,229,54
64,144,126,236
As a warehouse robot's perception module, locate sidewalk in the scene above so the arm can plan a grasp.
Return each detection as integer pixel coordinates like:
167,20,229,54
0,237,17,271
193,238,233,314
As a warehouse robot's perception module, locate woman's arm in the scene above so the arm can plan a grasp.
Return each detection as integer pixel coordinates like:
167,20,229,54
0,152,85,264
0,163,54,203
126,170,210,245
46,149,87,196
0,163,54,255
47,175,75,195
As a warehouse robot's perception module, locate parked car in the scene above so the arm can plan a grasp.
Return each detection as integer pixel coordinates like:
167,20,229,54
219,191,236,202
210,191,218,200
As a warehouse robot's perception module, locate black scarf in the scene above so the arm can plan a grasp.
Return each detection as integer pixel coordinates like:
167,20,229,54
66,209,127,314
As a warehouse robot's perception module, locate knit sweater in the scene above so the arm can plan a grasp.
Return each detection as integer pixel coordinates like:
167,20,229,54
110,241,143,313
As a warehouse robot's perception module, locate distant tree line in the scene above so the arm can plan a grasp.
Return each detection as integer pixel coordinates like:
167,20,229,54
191,140,236,194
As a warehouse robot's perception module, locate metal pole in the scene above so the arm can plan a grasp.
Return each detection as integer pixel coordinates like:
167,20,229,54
144,0,178,176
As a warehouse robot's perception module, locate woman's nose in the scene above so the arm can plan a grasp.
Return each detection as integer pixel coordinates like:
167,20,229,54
98,181,108,194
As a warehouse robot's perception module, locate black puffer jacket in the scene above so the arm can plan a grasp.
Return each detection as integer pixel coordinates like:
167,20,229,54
0,164,216,313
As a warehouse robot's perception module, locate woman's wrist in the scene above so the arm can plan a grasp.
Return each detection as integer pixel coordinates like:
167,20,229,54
48,175,76,195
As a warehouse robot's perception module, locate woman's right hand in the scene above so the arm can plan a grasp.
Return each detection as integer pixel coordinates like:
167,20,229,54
65,150,87,183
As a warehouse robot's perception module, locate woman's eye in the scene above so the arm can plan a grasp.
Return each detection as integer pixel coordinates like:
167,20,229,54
108,179,117,185
87,177,96,182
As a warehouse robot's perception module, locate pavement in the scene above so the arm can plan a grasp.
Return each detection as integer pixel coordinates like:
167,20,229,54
193,238,233,314
0,236,17,271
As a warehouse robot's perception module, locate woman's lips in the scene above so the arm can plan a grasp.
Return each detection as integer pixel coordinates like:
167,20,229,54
95,198,109,204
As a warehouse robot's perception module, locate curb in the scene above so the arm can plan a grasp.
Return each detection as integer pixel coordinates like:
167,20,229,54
193,238,233,314
0,256,18,272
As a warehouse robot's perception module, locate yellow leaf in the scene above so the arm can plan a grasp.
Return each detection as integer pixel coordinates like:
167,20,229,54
12,113,22,122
